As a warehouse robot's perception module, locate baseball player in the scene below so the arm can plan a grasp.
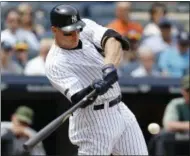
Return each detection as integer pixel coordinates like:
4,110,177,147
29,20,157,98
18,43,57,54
45,4,148,155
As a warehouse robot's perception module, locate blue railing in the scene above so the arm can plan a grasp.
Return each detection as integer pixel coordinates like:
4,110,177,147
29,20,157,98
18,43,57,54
1,75,181,94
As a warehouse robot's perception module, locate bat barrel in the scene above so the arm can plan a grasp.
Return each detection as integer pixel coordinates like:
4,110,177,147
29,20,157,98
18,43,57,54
23,90,97,151
23,113,65,151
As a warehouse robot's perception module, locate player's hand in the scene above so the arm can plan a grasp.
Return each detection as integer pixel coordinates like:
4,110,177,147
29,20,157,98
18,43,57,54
102,64,118,85
11,125,26,137
91,79,110,95
11,124,30,138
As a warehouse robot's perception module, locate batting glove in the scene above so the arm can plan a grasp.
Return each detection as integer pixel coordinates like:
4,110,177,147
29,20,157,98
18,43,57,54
91,79,110,95
102,64,118,85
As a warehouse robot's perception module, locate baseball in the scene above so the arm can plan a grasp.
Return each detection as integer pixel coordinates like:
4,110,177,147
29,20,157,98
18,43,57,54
148,123,160,134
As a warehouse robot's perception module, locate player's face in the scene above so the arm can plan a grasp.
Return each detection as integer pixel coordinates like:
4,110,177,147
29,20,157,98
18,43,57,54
52,27,80,49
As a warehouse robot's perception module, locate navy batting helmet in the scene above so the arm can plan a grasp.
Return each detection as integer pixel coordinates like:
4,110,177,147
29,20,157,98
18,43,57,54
50,5,86,32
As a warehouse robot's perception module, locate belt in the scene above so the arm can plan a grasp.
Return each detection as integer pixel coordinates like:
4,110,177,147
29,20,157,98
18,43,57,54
93,95,121,110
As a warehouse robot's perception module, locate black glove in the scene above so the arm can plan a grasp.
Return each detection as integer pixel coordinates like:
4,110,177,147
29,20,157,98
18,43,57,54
91,79,110,95
102,64,118,85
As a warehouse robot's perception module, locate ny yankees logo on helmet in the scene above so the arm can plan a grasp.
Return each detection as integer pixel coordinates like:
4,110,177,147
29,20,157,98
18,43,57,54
50,5,86,32
72,15,77,23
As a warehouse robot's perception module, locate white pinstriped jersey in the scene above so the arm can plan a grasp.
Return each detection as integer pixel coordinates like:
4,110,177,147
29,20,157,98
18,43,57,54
45,18,121,105
45,18,148,155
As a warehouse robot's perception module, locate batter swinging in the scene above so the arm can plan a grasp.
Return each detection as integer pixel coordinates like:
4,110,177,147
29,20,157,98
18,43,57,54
45,4,148,155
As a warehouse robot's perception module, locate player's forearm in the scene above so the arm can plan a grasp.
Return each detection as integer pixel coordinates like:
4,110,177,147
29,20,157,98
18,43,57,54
104,37,123,67
165,121,190,131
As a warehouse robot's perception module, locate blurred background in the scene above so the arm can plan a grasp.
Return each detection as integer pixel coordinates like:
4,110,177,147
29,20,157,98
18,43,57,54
1,1,189,156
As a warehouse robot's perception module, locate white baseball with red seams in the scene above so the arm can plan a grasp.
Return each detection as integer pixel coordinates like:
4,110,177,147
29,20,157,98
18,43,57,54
45,18,148,155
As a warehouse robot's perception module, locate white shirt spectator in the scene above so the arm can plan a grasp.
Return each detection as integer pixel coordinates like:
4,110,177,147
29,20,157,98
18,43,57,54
143,22,161,37
24,38,53,76
1,28,40,52
141,35,170,54
131,65,160,77
143,22,182,39
131,46,161,77
24,56,46,75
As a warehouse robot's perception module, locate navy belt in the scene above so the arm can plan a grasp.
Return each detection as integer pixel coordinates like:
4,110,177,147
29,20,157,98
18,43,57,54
93,95,121,110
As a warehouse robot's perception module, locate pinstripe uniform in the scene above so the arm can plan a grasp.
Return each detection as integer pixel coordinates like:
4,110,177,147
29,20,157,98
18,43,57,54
45,18,148,155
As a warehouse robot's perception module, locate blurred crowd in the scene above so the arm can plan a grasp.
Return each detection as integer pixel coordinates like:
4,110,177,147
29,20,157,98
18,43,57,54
1,2,189,155
1,2,189,79
1,106,46,156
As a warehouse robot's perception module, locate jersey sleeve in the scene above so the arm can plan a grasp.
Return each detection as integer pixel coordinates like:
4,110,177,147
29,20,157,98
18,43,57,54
81,18,108,49
46,64,83,101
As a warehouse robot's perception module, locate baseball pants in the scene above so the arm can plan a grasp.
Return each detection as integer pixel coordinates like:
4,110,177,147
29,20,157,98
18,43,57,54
69,101,148,155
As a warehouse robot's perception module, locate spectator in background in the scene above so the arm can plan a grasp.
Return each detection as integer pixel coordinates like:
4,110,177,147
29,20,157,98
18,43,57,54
143,2,167,37
124,30,141,63
18,3,45,38
163,75,190,132
158,31,189,77
148,75,190,156
14,41,29,68
1,106,46,156
1,41,23,75
141,18,176,54
131,46,160,77
107,2,143,36
118,30,141,76
143,2,184,39
1,9,40,54
24,38,53,76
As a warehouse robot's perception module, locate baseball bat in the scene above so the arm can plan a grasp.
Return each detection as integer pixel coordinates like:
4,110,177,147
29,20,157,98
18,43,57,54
23,90,97,151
